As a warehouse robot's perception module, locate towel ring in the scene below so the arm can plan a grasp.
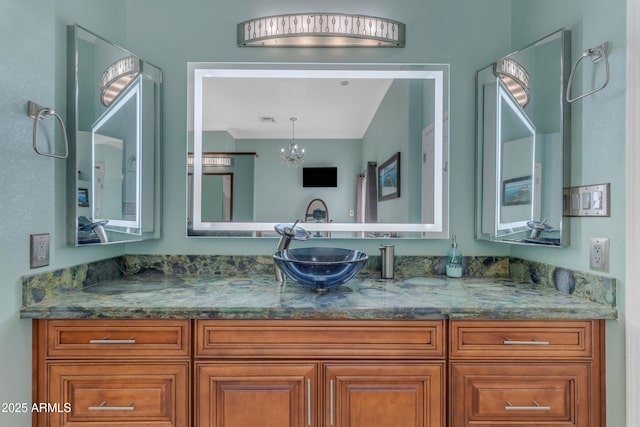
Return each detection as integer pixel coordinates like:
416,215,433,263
27,100,69,159
566,43,610,103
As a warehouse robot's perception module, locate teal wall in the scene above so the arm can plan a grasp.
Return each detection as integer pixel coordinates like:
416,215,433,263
0,0,627,425
123,0,512,256
238,138,362,224
0,3,54,425
509,1,627,426
1,2,129,425
363,79,412,224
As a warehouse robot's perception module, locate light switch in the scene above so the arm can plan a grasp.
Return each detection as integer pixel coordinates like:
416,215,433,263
571,192,580,211
593,191,603,210
566,183,610,217
581,192,591,210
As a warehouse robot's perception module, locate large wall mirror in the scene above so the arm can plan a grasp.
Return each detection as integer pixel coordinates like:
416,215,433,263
187,63,449,239
475,29,570,246
66,25,162,246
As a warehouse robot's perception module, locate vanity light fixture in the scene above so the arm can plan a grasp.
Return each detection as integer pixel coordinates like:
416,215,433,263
100,56,142,107
238,13,405,47
281,117,305,167
188,154,234,168
494,58,530,107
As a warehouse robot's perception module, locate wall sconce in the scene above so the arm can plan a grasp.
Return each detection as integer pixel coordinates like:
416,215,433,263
238,13,405,47
100,56,142,107
494,58,530,107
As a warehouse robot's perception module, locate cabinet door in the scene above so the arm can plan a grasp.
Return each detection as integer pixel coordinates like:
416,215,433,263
324,362,444,427
196,362,318,427
450,363,591,427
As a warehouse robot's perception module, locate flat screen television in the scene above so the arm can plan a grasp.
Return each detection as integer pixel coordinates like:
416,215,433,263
302,167,338,188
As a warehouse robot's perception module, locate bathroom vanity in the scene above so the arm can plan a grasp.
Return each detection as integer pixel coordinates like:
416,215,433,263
31,318,604,427
24,268,614,427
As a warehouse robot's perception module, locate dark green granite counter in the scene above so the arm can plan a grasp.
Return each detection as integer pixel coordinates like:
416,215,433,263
20,272,617,320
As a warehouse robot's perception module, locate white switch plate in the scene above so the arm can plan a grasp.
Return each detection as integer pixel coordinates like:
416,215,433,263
567,183,610,217
30,233,50,268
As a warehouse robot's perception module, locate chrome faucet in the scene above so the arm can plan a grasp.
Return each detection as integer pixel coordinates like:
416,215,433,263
274,221,310,282
77,216,109,244
527,218,550,239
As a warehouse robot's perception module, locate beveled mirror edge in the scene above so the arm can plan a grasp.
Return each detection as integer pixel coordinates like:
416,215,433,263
474,28,571,247
65,24,78,246
187,62,450,239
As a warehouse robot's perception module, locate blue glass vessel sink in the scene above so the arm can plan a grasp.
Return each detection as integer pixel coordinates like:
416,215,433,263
273,247,368,291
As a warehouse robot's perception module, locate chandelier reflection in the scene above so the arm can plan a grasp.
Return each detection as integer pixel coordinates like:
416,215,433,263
281,117,305,167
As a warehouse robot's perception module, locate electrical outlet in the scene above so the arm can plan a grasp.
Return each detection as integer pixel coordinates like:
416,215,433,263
30,233,50,269
589,237,609,272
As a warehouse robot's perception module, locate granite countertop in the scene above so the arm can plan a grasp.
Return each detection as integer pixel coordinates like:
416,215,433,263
20,273,618,320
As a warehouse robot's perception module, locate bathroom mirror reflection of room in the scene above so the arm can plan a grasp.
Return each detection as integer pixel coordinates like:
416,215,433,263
187,63,449,239
66,24,162,246
475,29,571,247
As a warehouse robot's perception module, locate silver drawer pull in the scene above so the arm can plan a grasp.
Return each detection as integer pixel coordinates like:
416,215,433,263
307,378,312,426
329,379,335,425
505,400,551,411
503,337,549,345
89,337,136,344
88,401,135,411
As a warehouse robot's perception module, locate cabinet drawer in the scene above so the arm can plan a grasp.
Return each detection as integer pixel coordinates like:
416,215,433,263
47,362,189,427
450,320,595,359
196,319,445,359
450,363,590,427
44,319,190,358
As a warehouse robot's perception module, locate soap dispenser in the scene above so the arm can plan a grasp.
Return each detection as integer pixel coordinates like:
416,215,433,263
446,236,463,278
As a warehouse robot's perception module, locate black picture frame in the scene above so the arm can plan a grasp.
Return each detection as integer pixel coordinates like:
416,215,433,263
77,188,89,207
378,152,401,201
502,175,532,206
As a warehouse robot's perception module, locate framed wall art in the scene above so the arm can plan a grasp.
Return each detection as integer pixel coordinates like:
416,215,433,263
378,152,400,201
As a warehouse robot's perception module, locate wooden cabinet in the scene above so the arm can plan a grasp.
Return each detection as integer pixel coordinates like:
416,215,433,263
42,319,190,358
32,319,191,427
450,363,590,427
323,362,444,427
33,318,604,427
195,362,317,427
195,319,445,359
194,320,446,427
449,320,604,427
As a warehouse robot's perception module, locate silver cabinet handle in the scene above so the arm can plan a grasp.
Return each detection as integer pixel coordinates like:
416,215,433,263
88,401,135,411
505,401,551,411
503,337,549,345
329,379,335,425
89,337,136,344
307,378,312,426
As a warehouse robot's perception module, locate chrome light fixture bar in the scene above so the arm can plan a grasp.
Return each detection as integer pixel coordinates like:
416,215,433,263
281,117,305,167
188,153,234,168
238,13,405,47
494,58,530,107
100,56,142,107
